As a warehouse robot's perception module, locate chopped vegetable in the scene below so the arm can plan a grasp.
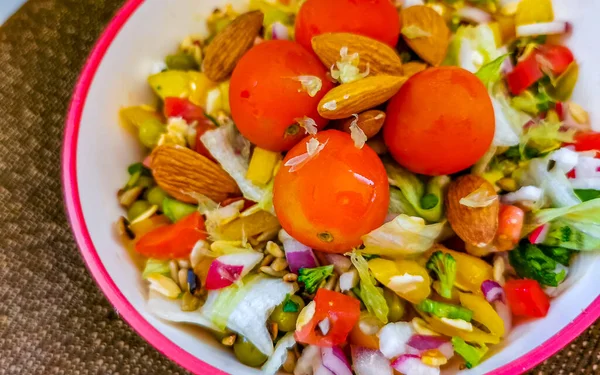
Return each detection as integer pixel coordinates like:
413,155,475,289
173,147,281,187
162,197,197,222
298,265,334,294
321,346,353,375
425,251,456,299
377,321,414,359
369,258,431,304
509,242,568,287
142,258,170,279
391,354,440,375
279,229,318,274
147,290,221,332
476,54,510,87
504,279,550,317
246,147,282,185
350,251,389,324
350,346,393,375
261,332,296,375
430,246,493,294
205,251,263,290
451,337,488,369
459,292,505,337
418,299,473,322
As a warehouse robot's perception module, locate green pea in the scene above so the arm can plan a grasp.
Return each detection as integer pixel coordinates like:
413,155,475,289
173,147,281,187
165,53,199,71
138,119,165,148
146,186,168,208
233,336,268,367
127,200,152,221
384,288,405,323
269,295,305,332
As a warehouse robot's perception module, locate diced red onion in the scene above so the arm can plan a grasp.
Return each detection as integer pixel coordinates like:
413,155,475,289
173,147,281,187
516,21,571,37
529,223,550,244
314,364,335,375
391,355,440,375
406,335,454,360
494,300,513,333
295,345,321,375
321,347,353,375
481,280,506,303
280,231,318,273
143,155,152,168
271,22,289,40
456,6,492,24
502,56,514,75
205,261,243,290
324,253,352,274
556,102,566,121
350,346,393,375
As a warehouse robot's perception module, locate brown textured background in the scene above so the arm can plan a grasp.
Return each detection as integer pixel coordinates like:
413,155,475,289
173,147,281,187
0,0,598,374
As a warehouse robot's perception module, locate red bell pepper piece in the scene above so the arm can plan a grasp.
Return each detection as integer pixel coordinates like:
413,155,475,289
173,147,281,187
295,289,360,347
135,211,206,259
504,279,550,318
163,97,216,158
536,44,575,76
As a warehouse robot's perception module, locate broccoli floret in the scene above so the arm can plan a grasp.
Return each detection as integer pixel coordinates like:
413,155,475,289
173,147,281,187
426,251,457,299
539,245,573,266
417,299,473,322
508,243,567,287
298,265,334,294
452,337,488,369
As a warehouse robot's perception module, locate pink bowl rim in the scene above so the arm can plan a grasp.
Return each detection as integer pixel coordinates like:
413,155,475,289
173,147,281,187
61,0,600,374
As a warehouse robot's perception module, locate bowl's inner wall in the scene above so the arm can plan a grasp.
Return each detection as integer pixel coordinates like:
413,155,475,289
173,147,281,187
74,0,600,374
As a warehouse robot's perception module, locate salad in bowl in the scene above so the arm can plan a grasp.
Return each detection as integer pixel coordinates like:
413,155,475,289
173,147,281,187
108,0,600,374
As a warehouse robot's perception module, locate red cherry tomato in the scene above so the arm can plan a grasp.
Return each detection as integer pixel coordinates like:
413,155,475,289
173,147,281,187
384,67,495,176
295,0,400,52
135,212,206,259
273,130,389,253
504,279,550,318
495,204,525,251
163,97,216,158
229,40,334,151
295,289,361,347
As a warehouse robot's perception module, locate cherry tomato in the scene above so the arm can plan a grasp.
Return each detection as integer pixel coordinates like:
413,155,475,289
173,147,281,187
135,212,206,259
295,289,360,347
504,279,550,318
163,97,216,158
273,130,389,253
229,40,333,151
384,67,495,176
295,0,400,52
496,204,525,251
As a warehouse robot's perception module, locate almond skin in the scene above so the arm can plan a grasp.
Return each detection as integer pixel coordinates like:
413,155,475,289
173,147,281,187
338,110,386,139
312,33,403,76
401,6,450,66
318,75,407,120
202,10,264,82
151,145,241,203
446,175,499,246
402,61,428,77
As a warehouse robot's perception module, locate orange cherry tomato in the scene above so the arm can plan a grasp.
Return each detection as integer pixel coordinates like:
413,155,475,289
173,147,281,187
383,67,495,176
135,212,206,259
273,130,389,253
295,0,400,52
229,40,334,151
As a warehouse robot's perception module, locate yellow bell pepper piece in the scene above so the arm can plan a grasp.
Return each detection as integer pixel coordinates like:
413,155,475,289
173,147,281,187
119,105,162,134
422,314,500,344
459,293,505,337
188,71,218,107
515,0,554,26
368,258,431,304
148,71,217,107
247,148,282,185
493,14,516,44
430,245,493,295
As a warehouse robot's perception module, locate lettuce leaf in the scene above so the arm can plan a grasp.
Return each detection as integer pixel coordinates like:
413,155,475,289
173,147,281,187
142,259,171,279
476,54,509,87
444,24,500,72
361,215,446,257
350,251,389,324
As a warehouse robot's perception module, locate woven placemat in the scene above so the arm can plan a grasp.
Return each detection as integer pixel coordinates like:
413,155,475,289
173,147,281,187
0,1,597,374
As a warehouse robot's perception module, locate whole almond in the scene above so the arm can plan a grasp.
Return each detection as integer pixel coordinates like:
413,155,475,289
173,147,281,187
202,11,264,82
318,75,407,120
312,33,403,76
401,6,450,66
339,110,386,139
446,175,499,246
402,61,428,77
151,145,241,203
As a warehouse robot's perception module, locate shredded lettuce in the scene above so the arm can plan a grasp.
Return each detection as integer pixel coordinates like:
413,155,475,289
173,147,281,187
491,92,529,147
521,120,576,155
142,259,171,279
361,215,446,257
201,275,296,356
476,54,509,88
201,124,267,202
350,251,389,324
388,187,418,216
528,198,600,251
444,24,500,72
261,332,296,375
385,161,449,222
147,290,222,332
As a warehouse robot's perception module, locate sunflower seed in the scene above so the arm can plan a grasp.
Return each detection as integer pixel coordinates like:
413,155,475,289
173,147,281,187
260,266,287,277
221,334,236,346
178,259,191,269
178,268,189,292
270,258,289,272
169,260,179,282
266,241,285,258
261,254,275,267
283,273,298,282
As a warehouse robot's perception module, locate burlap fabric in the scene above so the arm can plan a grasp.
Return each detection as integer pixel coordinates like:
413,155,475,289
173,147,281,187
0,1,598,374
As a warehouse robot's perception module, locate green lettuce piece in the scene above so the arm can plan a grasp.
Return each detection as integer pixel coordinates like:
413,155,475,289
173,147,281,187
508,243,567,287
162,197,197,222
575,189,600,202
476,54,509,87
350,251,389,324
388,187,418,216
452,337,488,369
444,24,500,72
385,161,449,222
142,259,171,279
521,119,576,155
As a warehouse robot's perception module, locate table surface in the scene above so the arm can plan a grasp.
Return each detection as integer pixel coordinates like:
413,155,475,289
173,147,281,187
0,1,598,375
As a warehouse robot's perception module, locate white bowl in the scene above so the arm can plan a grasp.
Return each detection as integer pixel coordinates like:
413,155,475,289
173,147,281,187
62,0,600,374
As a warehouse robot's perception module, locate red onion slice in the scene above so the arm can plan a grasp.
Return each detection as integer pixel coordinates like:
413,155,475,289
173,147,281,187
406,335,454,359
391,355,440,375
529,223,550,244
481,280,506,303
321,346,353,375
280,230,318,273
516,21,571,37
351,346,393,375
324,253,352,274
494,299,513,333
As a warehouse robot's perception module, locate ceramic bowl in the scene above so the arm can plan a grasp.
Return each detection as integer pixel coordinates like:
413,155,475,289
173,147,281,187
62,0,600,374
